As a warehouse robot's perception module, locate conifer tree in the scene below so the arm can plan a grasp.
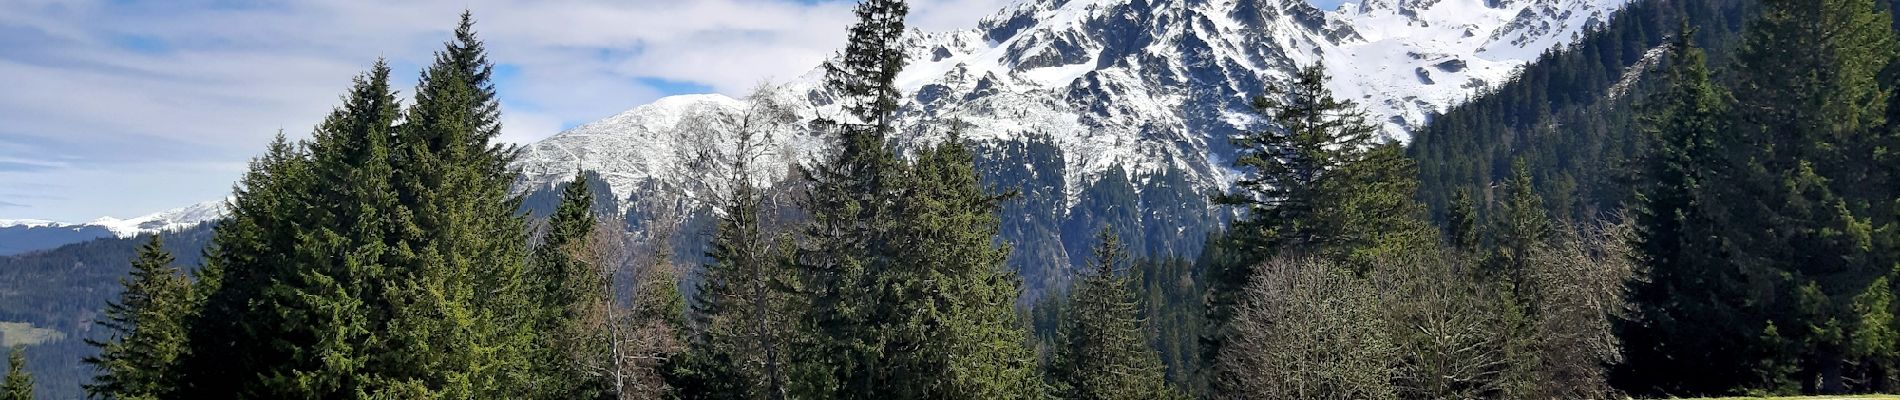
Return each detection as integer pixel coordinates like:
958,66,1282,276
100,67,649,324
1444,190,1480,252
1493,158,1551,298
674,111,796,399
179,60,398,398
1617,28,1757,395
878,131,1044,398
3,347,29,400
381,12,534,396
85,235,193,399
1206,62,1435,389
1050,229,1179,400
1720,0,1899,392
525,171,612,399
792,0,909,397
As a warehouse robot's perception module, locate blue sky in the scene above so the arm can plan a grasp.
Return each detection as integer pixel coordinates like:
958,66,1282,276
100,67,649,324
0,0,1343,222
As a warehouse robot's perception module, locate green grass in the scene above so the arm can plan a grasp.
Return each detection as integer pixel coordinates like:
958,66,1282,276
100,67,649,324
0,320,65,347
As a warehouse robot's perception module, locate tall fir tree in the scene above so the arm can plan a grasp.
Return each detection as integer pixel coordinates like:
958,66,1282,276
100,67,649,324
792,0,908,397
179,60,399,398
1493,158,1552,298
878,130,1045,398
674,129,796,399
1205,62,1435,394
85,235,194,399
525,171,612,399
3,347,28,400
1718,0,1900,392
381,12,534,397
1444,190,1481,252
1050,229,1179,400
1616,27,1758,396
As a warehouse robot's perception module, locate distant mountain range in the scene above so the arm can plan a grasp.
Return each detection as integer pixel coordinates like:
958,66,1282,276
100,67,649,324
4,0,1630,286
511,0,1632,292
0,200,225,256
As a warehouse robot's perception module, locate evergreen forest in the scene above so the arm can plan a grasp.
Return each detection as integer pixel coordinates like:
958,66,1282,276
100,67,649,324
4,0,1900,398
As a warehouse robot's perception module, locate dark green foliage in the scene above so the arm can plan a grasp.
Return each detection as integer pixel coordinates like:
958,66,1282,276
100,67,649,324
181,59,399,397
1411,0,1756,225
1127,256,1205,396
1048,229,1178,400
673,145,796,399
377,12,534,396
1616,29,1758,396
1711,0,1900,393
0,225,213,400
1444,190,1481,251
875,131,1045,398
793,0,1041,396
1491,159,1551,298
1214,62,1383,256
179,14,534,398
4,347,30,400
791,1,908,395
83,235,194,399
525,171,612,399
1205,62,1437,395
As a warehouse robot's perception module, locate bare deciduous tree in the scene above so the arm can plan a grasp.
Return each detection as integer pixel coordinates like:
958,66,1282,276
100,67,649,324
1522,220,1636,399
1212,255,1396,400
1373,252,1514,399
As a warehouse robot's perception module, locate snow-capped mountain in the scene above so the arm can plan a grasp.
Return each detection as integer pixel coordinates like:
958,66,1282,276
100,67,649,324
521,0,1625,202
514,0,1630,292
3,0,1628,287
0,200,227,256
81,199,228,239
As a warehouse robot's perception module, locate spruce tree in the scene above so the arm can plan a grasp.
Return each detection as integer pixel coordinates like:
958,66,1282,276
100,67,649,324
1617,28,1757,395
381,12,534,396
1493,158,1551,298
179,131,307,396
675,130,795,399
879,131,1044,398
85,235,194,399
525,171,612,399
1206,62,1436,392
1721,0,1899,392
1050,229,1179,400
792,0,908,397
3,347,28,400
179,60,399,397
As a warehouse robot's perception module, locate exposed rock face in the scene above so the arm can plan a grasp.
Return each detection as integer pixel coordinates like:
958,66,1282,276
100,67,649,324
515,0,1630,294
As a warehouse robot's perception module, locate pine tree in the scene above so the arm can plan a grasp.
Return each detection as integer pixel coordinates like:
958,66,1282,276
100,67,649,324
525,171,612,399
1617,27,1758,395
1205,62,1435,392
1493,158,1551,298
85,235,194,399
1721,0,1899,392
381,12,534,396
675,124,796,399
792,0,909,397
179,60,398,397
3,347,29,400
878,131,1044,398
1050,229,1179,400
